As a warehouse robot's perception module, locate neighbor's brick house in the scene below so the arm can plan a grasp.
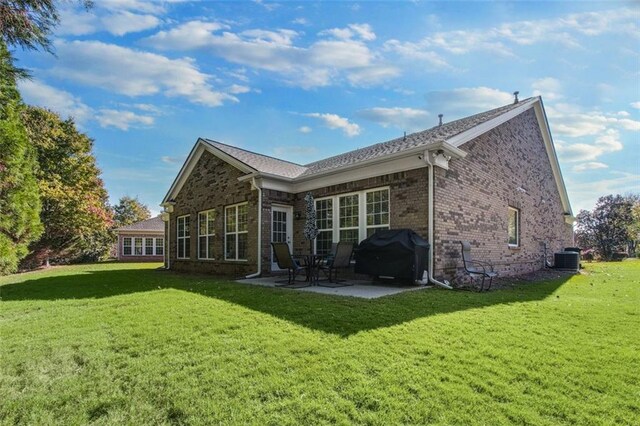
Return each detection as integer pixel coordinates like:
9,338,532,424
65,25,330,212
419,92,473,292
160,97,573,279
116,216,165,262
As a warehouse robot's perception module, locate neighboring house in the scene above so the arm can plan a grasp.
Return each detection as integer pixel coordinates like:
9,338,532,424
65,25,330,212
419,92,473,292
160,96,574,280
116,216,165,262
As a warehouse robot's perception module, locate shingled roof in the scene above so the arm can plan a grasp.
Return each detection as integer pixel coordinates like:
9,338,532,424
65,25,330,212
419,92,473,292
203,140,307,178
116,216,164,232
203,98,534,179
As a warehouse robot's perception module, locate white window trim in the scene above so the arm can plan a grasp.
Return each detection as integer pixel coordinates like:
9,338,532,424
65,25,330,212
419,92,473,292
225,202,249,261
177,215,190,259
123,237,132,256
122,236,163,256
508,206,520,247
314,186,390,252
314,198,334,254
365,188,391,236
144,237,155,256
198,209,216,260
154,237,164,256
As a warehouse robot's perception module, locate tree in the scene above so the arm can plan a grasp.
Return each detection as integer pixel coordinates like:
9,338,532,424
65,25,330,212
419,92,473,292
1,0,92,78
1,0,92,50
0,41,42,274
20,106,113,267
113,196,151,228
575,194,636,260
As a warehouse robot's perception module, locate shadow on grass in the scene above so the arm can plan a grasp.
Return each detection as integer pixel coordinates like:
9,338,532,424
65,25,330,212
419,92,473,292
0,266,571,337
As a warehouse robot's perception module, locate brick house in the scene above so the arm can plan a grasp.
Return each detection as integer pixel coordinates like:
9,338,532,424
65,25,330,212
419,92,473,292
115,216,165,262
160,96,574,282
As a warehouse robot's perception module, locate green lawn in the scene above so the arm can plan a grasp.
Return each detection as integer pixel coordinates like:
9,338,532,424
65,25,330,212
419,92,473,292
1,261,638,425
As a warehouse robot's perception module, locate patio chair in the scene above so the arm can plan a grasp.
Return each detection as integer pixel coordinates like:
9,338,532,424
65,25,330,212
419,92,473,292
271,242,308,288
318,241,354,288
460,241,497,291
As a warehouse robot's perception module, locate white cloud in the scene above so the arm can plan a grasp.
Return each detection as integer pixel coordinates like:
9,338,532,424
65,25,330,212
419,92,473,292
304,113,361,137
425,87,514,114
58,7,160,36
292,18,308,25
555,129,623,162
95,109,155,130
383,39,452,70
320,23,376,41
572,162,609,172
358,107,431,131
161,156,182,164
384,7,639,60
50,40,240,107
631,101,640,109
102,11,161,36
18,79,154,131
18,79,92,124
298,126,312,133
567,172,640,212
144,21,397,89
531,77,563,101
228,84,251,94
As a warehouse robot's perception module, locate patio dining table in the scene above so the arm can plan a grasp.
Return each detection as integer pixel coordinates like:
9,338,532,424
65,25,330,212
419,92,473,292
293,253,328,284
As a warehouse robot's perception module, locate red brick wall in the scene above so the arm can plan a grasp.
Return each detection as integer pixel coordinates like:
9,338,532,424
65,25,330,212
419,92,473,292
168,151,258,276
433,108,573,278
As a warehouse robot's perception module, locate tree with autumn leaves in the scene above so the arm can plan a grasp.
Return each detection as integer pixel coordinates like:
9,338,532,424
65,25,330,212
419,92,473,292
20,107,114,268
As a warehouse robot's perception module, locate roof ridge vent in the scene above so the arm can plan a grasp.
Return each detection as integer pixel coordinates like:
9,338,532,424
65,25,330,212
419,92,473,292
438,114,443,126
513,91,519,104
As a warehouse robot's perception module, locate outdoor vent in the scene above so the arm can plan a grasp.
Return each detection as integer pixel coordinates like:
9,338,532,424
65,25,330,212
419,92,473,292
438,114,443,126
554,251,579,271
513,91,520,104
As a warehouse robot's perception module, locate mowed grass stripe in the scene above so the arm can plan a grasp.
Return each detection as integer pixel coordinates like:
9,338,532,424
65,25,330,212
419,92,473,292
1,261,638,425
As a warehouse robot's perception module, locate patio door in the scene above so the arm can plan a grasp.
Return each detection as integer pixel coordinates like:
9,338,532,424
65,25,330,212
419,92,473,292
271,205,293,271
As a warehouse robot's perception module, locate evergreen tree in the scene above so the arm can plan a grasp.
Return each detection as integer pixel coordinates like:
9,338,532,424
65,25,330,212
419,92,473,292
0,41,42,274
20,106,113,267
113,196,151,227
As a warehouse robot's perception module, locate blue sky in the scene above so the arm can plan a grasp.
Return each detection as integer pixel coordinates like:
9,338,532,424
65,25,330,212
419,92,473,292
14,0,639,215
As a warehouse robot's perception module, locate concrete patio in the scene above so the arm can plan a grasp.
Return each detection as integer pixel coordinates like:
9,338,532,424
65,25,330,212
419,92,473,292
235,276,432,299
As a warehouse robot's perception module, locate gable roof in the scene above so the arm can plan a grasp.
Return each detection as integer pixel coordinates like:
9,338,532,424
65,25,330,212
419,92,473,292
116,216,164,233
161,97,572,216
300,98,535,177
204,98,535,180
203,140,307,178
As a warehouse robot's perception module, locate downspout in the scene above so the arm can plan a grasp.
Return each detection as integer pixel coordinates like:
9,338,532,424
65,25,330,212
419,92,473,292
245,177,263,278
424,153,453,289
166,218,170,269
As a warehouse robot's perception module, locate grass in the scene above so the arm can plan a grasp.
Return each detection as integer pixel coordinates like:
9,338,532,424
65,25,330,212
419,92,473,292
1,261,638,425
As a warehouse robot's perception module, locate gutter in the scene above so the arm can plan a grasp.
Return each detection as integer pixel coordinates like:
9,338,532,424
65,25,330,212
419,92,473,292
245,177,263,278
424,152,453,290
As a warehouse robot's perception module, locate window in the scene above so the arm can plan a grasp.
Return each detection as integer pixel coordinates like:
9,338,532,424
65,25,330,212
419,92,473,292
155,238,164,256
508,207,520,247
314,187,390,250
198,209,216,259
315,198,333,255
123,237,132,256
134,237,143,255
145,238,154,255
177,215,190,259
366,189,390,237
225,203,248,260
339,194,359,244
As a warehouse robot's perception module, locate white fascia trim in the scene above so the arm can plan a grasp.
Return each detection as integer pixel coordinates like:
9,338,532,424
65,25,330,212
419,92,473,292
162,138,257,204
424,141,468,159
446,98,538,148
534,100,573,217
266,154,429,193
